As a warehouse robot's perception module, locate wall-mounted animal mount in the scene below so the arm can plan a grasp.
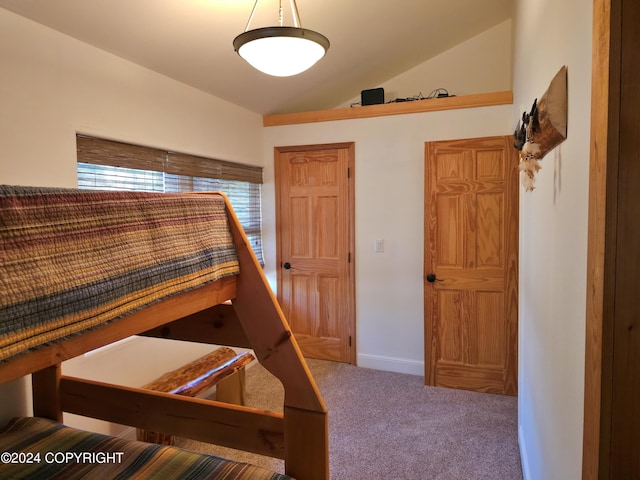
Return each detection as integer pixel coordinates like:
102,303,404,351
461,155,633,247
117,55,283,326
514,66,568,191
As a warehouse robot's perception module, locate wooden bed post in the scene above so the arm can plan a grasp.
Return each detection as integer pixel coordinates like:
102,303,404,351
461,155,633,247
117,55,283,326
32,364,62,422
284,406,330,480
220,194,330,480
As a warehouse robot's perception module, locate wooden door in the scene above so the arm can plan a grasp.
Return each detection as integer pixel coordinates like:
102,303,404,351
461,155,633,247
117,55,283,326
424,136,518,395
275,143,355,363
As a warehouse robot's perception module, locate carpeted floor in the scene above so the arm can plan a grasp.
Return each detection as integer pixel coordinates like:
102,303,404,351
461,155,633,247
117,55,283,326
176,359,523,480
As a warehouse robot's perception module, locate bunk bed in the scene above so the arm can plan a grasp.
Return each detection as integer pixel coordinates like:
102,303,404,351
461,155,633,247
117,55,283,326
0,185,329,480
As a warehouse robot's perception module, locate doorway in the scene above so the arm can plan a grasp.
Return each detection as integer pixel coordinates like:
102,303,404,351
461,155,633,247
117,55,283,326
583,0,640,477
275,143,356,363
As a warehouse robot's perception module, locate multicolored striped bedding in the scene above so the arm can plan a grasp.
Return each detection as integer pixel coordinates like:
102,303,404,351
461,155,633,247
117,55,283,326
0,417,292,480
0,185,240,363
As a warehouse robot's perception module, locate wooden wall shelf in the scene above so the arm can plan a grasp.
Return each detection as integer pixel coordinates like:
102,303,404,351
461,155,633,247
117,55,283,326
263,91,513,127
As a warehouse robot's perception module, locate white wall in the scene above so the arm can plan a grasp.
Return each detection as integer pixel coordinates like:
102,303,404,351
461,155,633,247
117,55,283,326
0,8,262,432
263,104,513,375
338,20,512,107
512,1,592,479
0,8,263,188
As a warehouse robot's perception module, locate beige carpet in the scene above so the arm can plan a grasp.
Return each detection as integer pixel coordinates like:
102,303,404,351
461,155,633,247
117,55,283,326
176,359,523,480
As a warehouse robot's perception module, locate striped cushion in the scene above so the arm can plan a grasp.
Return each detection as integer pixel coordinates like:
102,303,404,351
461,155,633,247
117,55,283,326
0,186,240,363
0,417,291,480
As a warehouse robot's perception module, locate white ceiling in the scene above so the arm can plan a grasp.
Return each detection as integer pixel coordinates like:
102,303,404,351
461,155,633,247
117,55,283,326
0,0,513,115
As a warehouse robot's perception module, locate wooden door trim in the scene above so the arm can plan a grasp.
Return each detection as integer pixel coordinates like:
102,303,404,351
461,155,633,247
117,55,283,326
583,0,614,477
503,136,520,396
274,142,356,364
583,0,640,478
274,142,355,153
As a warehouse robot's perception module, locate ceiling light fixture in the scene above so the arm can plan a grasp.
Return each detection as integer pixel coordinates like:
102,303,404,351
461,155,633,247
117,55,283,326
233,0,329,77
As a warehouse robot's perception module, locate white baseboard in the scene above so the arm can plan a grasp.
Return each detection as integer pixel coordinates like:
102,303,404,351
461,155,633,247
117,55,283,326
357,353,423,376
518,424,531,480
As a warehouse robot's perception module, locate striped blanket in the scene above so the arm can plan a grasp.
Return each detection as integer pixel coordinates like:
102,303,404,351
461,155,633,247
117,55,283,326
0,186,240,363
0,417,291,480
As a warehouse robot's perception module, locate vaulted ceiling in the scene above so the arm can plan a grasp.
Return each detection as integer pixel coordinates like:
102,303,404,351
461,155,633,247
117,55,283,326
0,0,513,115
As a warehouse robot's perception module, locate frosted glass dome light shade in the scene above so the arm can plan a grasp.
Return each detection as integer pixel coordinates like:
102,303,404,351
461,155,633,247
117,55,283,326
233,27,329,77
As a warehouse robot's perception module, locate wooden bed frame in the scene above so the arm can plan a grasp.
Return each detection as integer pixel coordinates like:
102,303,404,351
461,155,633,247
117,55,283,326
0,193,329,480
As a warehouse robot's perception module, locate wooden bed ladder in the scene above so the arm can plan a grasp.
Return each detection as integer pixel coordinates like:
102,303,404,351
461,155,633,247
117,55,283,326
223,193,330,480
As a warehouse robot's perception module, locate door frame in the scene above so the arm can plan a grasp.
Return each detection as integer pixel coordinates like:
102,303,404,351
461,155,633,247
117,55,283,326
274,142,357,365
583,0,640,477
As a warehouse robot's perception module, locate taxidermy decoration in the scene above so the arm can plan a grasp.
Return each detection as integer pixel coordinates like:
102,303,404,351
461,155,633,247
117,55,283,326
514,66,568,191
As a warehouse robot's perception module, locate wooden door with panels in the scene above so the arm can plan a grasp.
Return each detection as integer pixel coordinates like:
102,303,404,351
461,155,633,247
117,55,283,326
424,135,518,395
275,143,355,364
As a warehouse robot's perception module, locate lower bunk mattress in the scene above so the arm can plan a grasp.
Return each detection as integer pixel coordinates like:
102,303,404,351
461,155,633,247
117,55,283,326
0,417,292,480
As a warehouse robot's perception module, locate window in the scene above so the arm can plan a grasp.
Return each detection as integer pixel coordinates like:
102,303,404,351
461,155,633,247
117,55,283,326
76,135,264,264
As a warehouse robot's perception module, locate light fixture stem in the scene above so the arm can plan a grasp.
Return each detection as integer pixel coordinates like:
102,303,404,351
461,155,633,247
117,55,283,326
290,0,301,27
245,0,303,31
244,0,260,32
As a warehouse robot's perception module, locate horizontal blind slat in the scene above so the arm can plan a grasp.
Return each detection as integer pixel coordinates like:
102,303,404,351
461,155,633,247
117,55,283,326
76,135,264,264
77,136,262,184
168,152,262,184
77,136,166,172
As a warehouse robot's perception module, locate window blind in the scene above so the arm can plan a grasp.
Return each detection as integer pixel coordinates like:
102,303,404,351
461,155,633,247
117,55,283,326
76,135,264,264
